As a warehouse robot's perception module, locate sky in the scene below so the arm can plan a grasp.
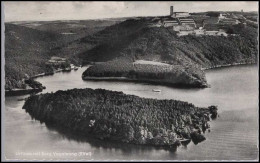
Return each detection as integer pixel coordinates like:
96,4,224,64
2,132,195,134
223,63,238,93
3,1,258,22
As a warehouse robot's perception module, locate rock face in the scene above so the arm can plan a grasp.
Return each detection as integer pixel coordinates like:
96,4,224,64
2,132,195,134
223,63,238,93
23,88,218,148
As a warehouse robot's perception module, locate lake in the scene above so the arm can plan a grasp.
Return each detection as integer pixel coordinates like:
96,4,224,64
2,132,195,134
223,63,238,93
4,65,259,161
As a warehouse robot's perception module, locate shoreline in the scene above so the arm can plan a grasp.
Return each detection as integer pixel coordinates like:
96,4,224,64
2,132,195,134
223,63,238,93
5,62,256,96
82,76,208,88
5,88,43,96
201,62,256,70
5,66,79,96
44,121,189,152
30,67,79,79
82,62,257,88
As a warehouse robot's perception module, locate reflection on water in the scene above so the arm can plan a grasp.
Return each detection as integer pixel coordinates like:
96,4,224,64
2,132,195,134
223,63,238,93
4,65,259,160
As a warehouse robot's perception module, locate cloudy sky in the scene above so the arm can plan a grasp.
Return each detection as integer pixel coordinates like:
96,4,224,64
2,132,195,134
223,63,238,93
3,1,258,22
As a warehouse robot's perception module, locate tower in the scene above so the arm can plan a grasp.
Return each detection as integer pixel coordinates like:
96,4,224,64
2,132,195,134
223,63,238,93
170,6,174,16
170,6,176,17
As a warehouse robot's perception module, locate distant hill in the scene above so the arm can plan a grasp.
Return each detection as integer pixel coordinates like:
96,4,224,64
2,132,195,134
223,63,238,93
12,19,121,42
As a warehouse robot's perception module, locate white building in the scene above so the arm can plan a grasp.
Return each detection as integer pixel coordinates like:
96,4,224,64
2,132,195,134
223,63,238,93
217,31,228,36
205,29,228,36
177,31,194,36
194,29,205,35
219,13,227,19
205,31,219,35
173,25,194,31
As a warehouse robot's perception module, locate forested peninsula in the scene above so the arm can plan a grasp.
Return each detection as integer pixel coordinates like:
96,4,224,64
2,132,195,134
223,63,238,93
23,88,218,148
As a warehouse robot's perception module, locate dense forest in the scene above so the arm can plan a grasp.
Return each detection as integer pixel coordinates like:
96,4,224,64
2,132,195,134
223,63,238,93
4,24,62,89
23,88,218,148
4,19,121,90
82,59,207,88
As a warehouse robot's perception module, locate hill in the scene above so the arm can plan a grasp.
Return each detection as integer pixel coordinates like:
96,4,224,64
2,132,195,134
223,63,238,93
16,15,257,68
76,18,257,66
75,17,257,87
12,19,122,43
4,19,121,90
49,16,257,67
4,23,64,89
5,14,258,90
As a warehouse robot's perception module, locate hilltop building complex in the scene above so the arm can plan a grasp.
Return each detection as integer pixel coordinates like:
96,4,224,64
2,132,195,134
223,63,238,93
148,6,244,37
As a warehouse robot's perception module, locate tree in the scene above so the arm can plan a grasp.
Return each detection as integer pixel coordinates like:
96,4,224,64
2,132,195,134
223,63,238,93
206,12,220,17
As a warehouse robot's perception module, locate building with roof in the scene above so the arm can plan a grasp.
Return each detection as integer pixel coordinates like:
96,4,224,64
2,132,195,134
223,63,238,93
219,13,227,19
178,17,197,28
177,30,194,36
203,17,219,26
50,56,67,61
162,6,196,28
170,6,190,18
194,29,205,35
165,6,229,37
46,56,68,66
218,19,240,25
163,18,179,27
173,25,195,31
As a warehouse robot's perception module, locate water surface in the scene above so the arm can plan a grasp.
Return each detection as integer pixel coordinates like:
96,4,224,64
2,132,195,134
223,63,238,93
4,65,258,161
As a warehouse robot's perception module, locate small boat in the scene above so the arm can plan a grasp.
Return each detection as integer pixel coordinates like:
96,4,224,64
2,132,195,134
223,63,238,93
63,67,72,72
152,89,161,92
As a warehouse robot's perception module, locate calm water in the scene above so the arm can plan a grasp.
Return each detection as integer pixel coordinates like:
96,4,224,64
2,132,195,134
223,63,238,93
4,65,259,161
